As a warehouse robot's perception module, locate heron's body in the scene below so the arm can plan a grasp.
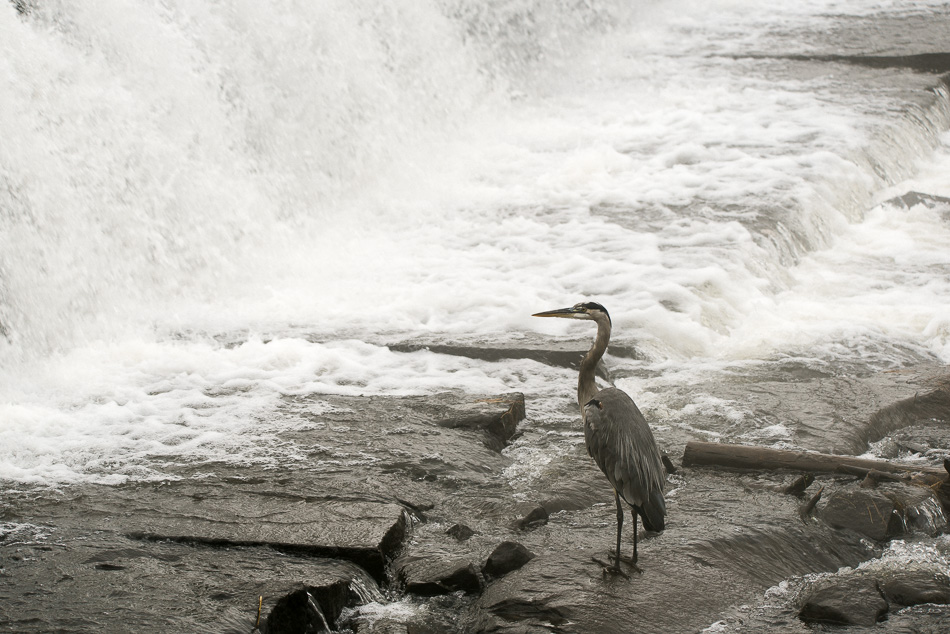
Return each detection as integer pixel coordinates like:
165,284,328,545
584,389,666,532
534,301,666,572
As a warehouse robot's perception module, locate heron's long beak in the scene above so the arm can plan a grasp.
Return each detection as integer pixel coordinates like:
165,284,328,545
532,307,583,319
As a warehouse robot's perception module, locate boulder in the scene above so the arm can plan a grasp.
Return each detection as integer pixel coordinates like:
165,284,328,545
882,570,950,607
821,483,947,541
266,583,349,634
820,488,904,541
516,506,549,531
483,541,535,579
799,574,888,626
397,556,484,596
798,567,950,627
445,524,475,541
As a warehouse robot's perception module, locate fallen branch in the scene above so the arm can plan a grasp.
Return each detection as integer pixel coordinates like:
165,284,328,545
682,440,946,477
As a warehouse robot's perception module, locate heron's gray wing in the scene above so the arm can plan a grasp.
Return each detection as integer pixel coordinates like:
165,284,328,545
584,388,666,529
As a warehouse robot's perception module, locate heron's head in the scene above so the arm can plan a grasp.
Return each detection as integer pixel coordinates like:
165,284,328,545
532,302,611,325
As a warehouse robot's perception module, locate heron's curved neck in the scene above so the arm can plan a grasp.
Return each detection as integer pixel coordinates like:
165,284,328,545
578,317,610,411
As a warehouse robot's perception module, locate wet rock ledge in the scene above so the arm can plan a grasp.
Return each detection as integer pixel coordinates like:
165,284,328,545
4,372,950,633
0,392,527,633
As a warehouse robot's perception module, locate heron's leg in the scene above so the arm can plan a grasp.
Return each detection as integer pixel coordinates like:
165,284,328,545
614,491,624,567
591,492,630,578
631,508,639,563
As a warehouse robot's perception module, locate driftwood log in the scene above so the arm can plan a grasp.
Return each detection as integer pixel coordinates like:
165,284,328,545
682,441,947,478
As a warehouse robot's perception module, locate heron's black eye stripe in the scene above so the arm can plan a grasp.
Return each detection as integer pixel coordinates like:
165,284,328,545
578,302,610,324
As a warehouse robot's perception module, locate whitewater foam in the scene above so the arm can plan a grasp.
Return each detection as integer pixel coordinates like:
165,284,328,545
3,0,950,485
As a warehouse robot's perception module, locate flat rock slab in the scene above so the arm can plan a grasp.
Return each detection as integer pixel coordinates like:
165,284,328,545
20,482,408,581
0,524,380,633
386,334,642,368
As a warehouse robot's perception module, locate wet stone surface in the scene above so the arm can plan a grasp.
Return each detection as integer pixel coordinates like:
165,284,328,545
798,567,950,627
2,365,950,632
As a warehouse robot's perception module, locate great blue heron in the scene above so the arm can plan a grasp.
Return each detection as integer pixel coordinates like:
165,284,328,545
533,302,666,574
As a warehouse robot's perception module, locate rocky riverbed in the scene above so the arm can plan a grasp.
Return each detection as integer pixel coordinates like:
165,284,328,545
2,340,950,633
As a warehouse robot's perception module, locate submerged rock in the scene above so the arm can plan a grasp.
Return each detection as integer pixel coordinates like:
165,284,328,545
516,506,549,531
445,523,476,541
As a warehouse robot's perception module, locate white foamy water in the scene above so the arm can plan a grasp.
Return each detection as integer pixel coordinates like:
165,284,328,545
2,0,950,484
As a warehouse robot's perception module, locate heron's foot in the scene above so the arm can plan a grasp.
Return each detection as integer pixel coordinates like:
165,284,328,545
608,550,643,574
591,556,630,579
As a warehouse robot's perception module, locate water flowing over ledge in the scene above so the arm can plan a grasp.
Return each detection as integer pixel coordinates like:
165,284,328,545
3,0,950,631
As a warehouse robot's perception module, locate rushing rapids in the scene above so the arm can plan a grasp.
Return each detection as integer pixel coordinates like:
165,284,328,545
2,0,950,631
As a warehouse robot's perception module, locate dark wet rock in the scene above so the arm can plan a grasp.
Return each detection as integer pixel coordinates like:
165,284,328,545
886,190,950,210
882,569,950,606
861,471,882,488
798,486,823,523
266,582,351,634
396,555,484,596
821,488,905,541
15,481,411,582
821,484,947,541
435,393,526,451
446,523,475,541
798,567,950,628
483,541,535,579
516,506,548,531
661,453,678,474
784,473,814,497
799,573,888,626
